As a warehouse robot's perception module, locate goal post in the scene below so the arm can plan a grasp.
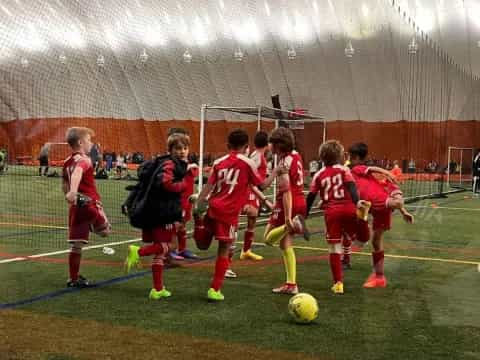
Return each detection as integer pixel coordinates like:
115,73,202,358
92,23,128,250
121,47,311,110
447,146,475,191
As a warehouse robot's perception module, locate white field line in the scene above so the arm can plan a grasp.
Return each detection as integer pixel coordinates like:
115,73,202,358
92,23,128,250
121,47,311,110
406,205,480,211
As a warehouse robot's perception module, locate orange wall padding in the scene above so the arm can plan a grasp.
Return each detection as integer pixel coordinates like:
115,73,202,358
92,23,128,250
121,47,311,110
0,118,478,165
0,118,274,162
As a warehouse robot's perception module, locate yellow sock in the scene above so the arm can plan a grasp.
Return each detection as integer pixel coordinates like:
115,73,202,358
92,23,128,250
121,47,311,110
283,247,296,284
265,225,287,245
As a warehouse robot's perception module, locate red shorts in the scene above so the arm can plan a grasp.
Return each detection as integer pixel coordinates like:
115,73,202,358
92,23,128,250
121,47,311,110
204,214,237,243
142,224,176,243
371,208,392,231
243,190,260,210
324,207,358,244
269,198,307,228
68,203,110,243
356,219,370,243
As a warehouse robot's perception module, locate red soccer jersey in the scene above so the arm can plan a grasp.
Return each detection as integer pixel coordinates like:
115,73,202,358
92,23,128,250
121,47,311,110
250,150,267,181
63,152,100,201
277,151,305,201
207,151,263,225
181,163,199,209
310,164,355,211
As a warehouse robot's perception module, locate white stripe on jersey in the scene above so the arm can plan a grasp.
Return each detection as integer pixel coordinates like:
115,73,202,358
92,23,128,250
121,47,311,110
249,150,261,169
213,154,230,166
237,153,258,173
312,167,326,183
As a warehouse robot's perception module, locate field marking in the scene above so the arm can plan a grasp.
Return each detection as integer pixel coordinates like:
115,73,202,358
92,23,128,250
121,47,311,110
406,205,480,211
0,222,67,229
0,238,142,264
274,243,480,266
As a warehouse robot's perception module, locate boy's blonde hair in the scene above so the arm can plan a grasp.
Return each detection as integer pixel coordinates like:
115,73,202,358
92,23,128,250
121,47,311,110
66,127,94,148
319,140,344,166
167,133,190,152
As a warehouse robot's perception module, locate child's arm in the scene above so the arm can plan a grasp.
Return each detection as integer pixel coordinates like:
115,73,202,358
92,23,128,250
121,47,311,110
367,166,398,184
251,186,273,210
399,207,414,224
160,160,186,193
65,167,83,204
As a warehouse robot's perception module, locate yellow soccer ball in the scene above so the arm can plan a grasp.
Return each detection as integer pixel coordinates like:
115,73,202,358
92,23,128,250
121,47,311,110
288,293,319,324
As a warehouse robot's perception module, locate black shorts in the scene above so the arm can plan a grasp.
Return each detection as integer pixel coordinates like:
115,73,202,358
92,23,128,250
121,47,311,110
39,156,49,166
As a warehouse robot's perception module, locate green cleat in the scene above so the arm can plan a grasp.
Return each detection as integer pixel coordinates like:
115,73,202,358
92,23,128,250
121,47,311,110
207,288,225,302
124,245,140,274
149,288,172,300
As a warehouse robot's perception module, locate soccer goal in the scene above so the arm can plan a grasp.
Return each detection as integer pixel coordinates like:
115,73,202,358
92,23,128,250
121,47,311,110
197,104,326,202
447,146,475,191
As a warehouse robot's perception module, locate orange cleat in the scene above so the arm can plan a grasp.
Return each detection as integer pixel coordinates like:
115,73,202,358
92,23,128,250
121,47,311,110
363,273,387,288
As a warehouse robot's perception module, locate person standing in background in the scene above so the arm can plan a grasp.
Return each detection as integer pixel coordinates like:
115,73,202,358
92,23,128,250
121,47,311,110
38,143,51,176
473,149,480,195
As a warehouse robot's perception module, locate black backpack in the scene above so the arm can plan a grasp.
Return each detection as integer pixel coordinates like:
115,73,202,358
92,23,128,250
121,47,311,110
122,155,186,229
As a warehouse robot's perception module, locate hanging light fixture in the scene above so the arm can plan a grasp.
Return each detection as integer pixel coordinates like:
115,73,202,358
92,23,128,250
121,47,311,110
59,53,67,64
96,54,105,67
408,37,418,54
287,46,297,60
234,47,244,61
139,48,149,63
183,49,192,63
344,40,355,58
20,57,29,68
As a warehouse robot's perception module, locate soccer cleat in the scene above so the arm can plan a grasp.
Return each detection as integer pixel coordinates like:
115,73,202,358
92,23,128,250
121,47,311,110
240,250,264,261
207,288,225,302
331,281,344,295
149,288,172,300
169,250,185,261
124,245,140,274
67,275,95,288
272,283,299,295
224,269,237,278
292,215,310,241
356,201,371,221
178,249,199,260
363,273,387,288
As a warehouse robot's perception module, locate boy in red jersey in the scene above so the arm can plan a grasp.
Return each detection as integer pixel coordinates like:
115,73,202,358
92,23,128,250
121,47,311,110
192,129,277,301
124,133,189,300
348,142,413,288
263,127,309,295
63,127,111,288
239,130,270,261
306,140,369,294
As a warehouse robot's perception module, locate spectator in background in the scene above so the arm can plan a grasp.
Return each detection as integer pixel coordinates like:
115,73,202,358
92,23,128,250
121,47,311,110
38,142,51,176
104,151,113,172
309,159,319,178
408,159,416,173
0,148,6,174
89,143,100,174
473,149,480,195
116,152,125,178
391,160,402,182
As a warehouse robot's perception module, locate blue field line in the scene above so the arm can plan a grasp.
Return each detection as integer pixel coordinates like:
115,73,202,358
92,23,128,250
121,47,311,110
0,253,219,311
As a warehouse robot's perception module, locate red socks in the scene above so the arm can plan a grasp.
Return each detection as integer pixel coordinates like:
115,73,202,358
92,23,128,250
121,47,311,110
243,230,254,252
152,262,164,290
68,250,82,281
139,243,163,257
329,253,343,283
210,256,230,291
372,250,385,276
177,228,187,253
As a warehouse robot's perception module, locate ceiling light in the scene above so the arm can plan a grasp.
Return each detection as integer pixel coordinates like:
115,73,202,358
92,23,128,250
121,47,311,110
408,37,418,54
183,49,192,63
59,53,67,64
21,57,29,68
234,48,244,61
287,46,297,60
344,40,355,57
97,54,105,67
140,48,148,63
